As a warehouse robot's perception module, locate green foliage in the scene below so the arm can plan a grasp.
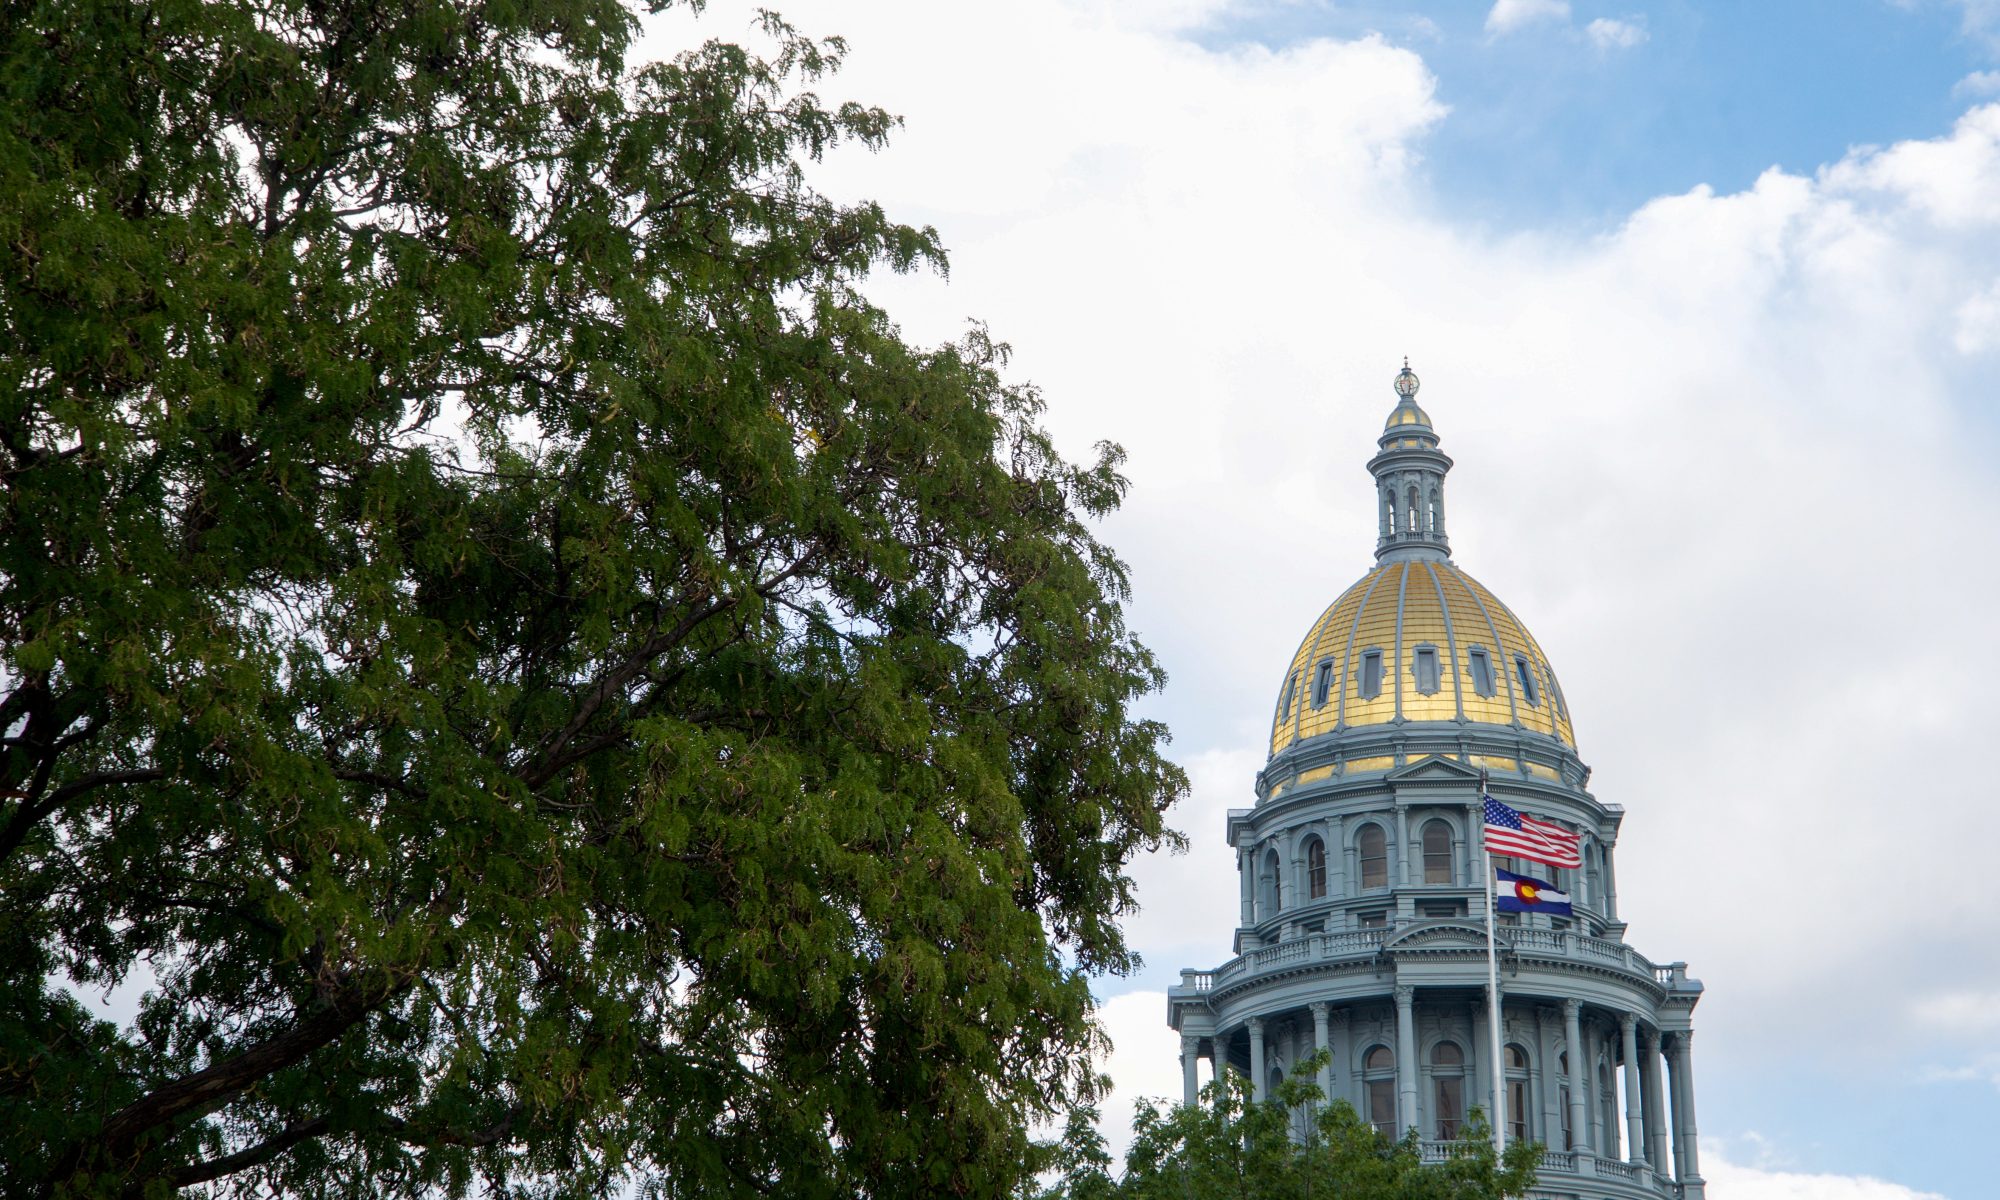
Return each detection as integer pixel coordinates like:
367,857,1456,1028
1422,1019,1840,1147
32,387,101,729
0,1,1187,1195
1071,1057,1539,1200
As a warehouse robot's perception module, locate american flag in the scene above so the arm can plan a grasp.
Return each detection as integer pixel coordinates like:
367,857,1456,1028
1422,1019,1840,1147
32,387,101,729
1482,795,1581,869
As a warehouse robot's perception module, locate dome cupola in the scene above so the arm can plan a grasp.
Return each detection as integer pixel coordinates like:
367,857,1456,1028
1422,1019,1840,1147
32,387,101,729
1370,362,1452,561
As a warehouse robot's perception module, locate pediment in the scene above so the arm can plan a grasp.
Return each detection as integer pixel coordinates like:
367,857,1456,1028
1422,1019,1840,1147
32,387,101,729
1381,920,1489,951
1384,755,1482,786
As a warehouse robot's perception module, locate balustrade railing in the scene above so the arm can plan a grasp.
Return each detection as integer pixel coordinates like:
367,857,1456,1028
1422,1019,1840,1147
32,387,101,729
1318,929,1387,956
1578,934,1630,963
1507,927,1566,951
1380,1142,1683,1193
1172,923,1677,997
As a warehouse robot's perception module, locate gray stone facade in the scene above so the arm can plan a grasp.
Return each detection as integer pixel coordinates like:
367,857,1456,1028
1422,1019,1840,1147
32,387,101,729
1167,366,1705,1200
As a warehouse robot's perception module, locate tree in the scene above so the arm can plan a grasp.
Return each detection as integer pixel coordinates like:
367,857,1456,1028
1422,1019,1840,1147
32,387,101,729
0,1,1187,1195
1108,1058,1540,1200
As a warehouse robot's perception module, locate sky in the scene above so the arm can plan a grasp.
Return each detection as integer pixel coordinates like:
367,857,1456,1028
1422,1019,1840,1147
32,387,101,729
637,2,2000,1197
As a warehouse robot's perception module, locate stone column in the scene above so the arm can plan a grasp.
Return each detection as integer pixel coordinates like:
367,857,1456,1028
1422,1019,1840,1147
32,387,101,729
1311,1002,1332,1102
1563,999,1590,1155
1329,1008,1351,1108
1468,999,1488,1128
1620,1013,1644,1165
1604,843,1620,921
1249,1017,1267,1103
1182,1035,1200,1107
1239,845,1255,926
1596,1021,1618,1158
1395,985,1418,1134
1464,992,1496,1136
1642,1029,1669,1176
1666,1034,1686,1181
1537,1006,1559,1144
1464,801,1483,889
1281,837,1299,912
1671,1031,1704,1192
1393,805,1410,887
1328,815,1347,897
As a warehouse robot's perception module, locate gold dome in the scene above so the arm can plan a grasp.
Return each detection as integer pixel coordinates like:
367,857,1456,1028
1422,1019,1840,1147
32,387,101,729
1269,559,1575,756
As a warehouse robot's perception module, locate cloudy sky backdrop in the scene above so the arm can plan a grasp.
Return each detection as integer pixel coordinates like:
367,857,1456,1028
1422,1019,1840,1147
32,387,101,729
646,3,2000,1196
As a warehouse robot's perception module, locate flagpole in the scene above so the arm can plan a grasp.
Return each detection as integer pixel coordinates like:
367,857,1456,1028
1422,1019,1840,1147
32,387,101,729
1481,771,1505,1161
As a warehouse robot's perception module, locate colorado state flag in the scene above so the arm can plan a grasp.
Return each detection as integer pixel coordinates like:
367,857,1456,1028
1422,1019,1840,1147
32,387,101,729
1494,867,1573,916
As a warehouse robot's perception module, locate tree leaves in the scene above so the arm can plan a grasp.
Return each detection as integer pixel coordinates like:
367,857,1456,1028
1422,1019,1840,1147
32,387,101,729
0,1,1187,1195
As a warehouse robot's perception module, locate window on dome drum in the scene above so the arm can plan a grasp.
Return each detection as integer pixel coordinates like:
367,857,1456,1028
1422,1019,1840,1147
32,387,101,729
1514,655,1540,706
1419,901,1461,919
1357,910,1387,930
1412,645,1440,694
1279,672,1297,720
1467,648,1495,697
1358,825,1388,890
1431,1041,1465,1139
1312,659,1334,707
1358,649,1384,700
1306,838,1328,900
1365,1046,1397,1136
1422,820,1453,884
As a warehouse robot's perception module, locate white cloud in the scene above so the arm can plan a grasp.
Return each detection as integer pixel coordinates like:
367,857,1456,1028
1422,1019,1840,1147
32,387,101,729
1092,991,1183,1160
651,1,2000,1189
1953,68,2000,96
1954,276,2000,351
1943,0,2000,52
1912,989,2000,1032
1485,0,1571,35
1585,16,1648,49
1702,1146,1950,1200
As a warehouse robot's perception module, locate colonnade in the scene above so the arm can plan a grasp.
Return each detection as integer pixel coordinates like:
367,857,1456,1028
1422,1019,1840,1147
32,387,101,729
1177,999,1702,1190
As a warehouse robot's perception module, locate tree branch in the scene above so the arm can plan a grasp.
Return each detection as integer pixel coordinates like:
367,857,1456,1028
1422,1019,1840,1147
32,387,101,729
159,1115,330,1189
87,968,416,1162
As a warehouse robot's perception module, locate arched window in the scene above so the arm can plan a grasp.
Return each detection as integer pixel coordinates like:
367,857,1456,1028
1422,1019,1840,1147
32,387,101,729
1364,1045,1397,1137
1382,488,1395,536
1406,485,1419,531
1505,1044,1531,1143
1260,849,1281,918
1422,819,1453,885
1306,837,1328,900
1431,1041,1465,1140
1428,487,1441,534
1358,824,1388,890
